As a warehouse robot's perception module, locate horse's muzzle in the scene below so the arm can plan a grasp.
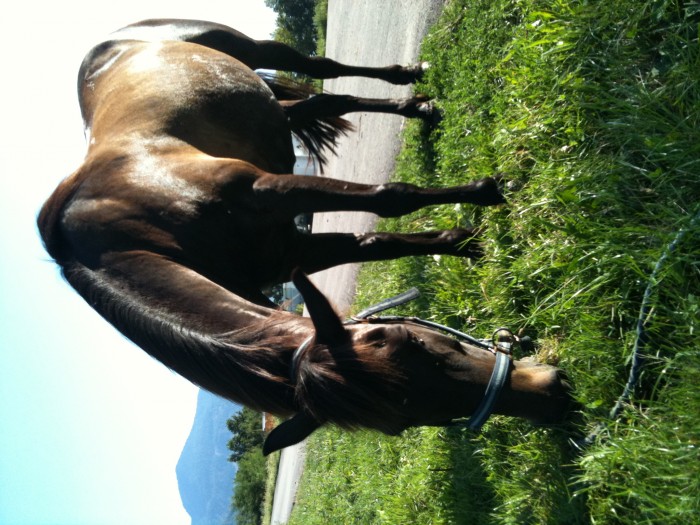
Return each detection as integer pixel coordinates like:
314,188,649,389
510,361,574,424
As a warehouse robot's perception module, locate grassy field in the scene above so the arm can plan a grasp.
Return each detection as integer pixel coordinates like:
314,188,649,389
285,0,700,523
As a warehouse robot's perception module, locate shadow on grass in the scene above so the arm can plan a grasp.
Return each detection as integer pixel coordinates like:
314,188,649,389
444,415,590,524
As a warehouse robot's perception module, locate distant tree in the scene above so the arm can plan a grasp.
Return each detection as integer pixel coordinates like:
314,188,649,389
232,448,267,525
313,0,328,56
265,0,317,55
226,407,263,463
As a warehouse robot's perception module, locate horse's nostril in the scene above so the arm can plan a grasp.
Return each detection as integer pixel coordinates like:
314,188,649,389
560,370,571,383
554,369,573,393
525,368,574,425
530,367,573,403
542,368,570,393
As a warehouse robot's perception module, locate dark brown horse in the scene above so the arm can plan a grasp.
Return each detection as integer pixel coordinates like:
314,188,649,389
38,19,570,454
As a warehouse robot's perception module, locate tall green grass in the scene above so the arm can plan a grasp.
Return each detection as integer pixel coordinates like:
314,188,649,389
261,451,280,525
288,0,699,523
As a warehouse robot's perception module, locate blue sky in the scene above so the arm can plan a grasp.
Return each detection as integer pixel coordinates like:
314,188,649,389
0,2,275,524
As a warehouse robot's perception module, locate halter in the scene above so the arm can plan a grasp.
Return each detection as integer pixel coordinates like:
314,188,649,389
291,288,522,432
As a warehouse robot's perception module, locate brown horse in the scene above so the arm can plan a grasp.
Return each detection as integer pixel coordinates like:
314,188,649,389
38,19,571,454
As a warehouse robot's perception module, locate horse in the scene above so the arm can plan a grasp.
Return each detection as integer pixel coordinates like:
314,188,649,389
38,19,571,454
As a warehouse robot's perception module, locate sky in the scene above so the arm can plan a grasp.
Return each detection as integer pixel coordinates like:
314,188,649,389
0,2,276,524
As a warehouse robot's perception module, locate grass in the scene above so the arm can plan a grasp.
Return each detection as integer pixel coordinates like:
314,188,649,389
314,0,328,57
261,450,280,525
285,0,700,523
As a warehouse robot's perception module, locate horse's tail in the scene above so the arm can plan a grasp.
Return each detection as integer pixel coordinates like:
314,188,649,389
259,73,353,170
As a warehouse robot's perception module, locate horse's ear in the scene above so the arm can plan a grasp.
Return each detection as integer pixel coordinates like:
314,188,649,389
292,269,349,346
262,412,321,456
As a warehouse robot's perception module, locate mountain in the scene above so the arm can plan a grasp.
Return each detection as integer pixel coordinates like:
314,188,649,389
176,389,240,525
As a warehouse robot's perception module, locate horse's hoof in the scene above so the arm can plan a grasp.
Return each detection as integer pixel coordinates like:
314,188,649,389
477,176,507,206
440,228,484,258
390,62,430,84
416,101,443,126
412,61,430,83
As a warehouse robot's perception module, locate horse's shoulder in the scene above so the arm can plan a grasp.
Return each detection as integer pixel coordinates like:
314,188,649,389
39,151,163,265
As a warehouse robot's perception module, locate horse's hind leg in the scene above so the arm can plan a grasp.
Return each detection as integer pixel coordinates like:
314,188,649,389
137,19,426,84
282,94,438,123
292,230,482,276
245,40,426,84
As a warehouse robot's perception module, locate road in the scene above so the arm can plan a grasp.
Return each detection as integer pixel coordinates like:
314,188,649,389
269,1,447,523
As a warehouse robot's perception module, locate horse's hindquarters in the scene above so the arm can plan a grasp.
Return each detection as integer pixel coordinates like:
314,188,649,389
82,40,295,172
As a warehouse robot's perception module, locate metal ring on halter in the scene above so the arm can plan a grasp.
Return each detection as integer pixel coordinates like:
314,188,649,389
289,335,314,383
491,327,516,355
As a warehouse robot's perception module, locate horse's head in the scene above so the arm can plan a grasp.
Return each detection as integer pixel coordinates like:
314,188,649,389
263,271,572,455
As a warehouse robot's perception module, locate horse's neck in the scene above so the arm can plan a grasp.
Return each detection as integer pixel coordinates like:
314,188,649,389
228,305,314,349
64,257,312,413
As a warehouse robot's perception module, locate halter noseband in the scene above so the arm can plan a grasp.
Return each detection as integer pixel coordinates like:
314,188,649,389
290,288,519,432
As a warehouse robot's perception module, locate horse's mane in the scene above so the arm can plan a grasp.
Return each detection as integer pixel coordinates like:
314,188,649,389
56,259,299,415
295,340,408,434
60,257,410,430
259,73,353,169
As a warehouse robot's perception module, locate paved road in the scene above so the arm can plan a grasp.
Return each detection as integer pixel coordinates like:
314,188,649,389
309,0,447,314
270,1,446,524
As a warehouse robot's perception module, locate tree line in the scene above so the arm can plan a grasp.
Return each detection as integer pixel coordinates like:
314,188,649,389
265,0,329,57
227,406,267,525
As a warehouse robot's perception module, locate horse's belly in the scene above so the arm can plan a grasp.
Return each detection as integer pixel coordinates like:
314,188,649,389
187,217,303,289
165,58,295,172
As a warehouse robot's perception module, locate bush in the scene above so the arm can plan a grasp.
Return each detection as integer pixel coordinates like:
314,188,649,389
232,448,268,525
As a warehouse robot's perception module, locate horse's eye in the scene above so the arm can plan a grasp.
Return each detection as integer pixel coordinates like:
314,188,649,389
408,332,425,345
359,326,388,343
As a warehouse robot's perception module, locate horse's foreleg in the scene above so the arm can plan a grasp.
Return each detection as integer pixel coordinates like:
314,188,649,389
294,230,482,275
250,174,504,217
282,94,438,123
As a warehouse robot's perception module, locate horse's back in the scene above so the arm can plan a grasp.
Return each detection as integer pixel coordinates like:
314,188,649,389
107,18,254,47
39,22,303,285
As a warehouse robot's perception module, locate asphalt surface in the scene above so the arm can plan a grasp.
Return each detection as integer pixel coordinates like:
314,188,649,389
270,1,447,523
308,0,447,314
